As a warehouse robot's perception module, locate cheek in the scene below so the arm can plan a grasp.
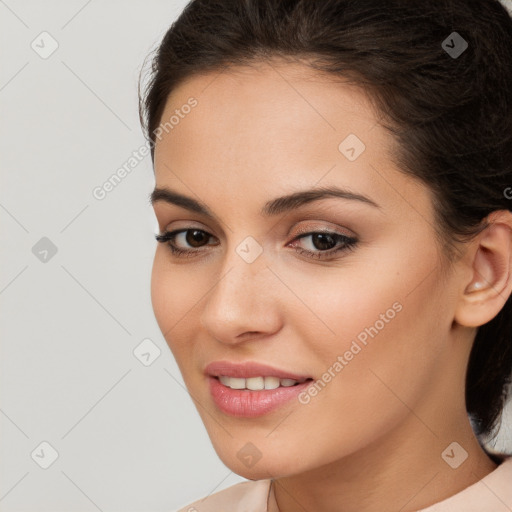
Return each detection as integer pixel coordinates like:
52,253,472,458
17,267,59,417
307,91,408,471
150,250,201,360
274,252,405,363
253,280,447,473
288,244,447,415
150,250,175,335
294,237,443,359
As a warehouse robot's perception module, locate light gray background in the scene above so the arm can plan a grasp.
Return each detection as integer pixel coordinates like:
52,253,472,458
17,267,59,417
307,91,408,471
1,1,511,511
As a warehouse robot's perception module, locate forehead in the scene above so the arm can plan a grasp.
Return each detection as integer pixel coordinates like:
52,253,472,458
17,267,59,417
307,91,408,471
155,60,378,156
152,60,432,222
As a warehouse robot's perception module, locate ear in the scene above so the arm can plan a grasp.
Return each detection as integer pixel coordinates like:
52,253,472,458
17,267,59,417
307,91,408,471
454,210,512,328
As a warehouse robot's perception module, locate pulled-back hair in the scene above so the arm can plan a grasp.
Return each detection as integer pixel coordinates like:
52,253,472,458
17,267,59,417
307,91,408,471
139,0,512,441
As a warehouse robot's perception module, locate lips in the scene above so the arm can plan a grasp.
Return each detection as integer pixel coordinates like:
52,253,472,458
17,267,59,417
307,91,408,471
204,360,312,381
205,361,314,417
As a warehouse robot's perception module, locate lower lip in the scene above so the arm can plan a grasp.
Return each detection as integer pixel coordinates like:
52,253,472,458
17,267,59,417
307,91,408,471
208,376,312,417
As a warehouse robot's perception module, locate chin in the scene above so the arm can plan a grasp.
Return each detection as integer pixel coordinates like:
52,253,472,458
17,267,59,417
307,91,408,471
223,455,296,480
209,436,313,480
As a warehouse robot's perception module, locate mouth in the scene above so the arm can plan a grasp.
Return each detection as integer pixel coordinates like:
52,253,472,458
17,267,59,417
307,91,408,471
215,375,311,390
205,361,314,417
205,360,312,381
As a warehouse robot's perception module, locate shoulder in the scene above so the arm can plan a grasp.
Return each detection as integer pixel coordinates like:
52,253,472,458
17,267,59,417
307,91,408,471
174,479,272,512
418,454,512,511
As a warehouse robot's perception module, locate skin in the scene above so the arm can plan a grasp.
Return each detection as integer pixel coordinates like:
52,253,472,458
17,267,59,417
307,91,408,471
150,59,512,512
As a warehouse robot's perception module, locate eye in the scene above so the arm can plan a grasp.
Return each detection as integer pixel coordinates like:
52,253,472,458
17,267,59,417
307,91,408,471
155,228,217,257
287,230,357,260
155,227,357,261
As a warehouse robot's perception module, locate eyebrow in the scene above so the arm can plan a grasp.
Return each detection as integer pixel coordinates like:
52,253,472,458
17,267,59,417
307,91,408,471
149,185,380,219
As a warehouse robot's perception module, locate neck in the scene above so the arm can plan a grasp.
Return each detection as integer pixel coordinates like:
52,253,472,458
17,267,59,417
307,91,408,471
273,410,497,512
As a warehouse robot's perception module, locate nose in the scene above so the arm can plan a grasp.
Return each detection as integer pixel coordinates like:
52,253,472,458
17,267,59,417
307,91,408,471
199,247,282,345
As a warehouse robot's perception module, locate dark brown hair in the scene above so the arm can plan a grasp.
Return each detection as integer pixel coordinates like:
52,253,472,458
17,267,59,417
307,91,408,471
139,0,512,441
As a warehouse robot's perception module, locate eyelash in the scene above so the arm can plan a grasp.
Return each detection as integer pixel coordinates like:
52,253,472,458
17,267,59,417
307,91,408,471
155,228,358,261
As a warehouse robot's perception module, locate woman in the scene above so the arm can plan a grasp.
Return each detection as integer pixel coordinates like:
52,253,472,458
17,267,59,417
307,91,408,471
139,0,512,510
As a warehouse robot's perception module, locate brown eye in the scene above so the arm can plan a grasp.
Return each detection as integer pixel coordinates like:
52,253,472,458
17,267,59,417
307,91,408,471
186,229,210,248
308,233,338,251
155,228,218,257
288,231,358,260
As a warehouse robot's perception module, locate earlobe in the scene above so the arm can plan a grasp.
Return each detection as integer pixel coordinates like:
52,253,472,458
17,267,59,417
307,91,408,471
455,211,512,328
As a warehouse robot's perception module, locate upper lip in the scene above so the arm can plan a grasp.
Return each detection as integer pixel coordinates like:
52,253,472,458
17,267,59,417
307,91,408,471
205,360,312,381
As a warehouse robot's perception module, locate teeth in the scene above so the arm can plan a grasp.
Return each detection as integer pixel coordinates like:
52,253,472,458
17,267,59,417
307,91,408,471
264,376,280,389
227,377,245,389
246,377,265,390
217,375,301,390
219,375,231,386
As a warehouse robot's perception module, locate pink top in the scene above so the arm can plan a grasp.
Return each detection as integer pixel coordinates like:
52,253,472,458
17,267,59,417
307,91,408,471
176,455,512,511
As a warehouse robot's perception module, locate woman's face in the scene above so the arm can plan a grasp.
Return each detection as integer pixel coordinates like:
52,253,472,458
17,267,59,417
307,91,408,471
151,60,465,479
